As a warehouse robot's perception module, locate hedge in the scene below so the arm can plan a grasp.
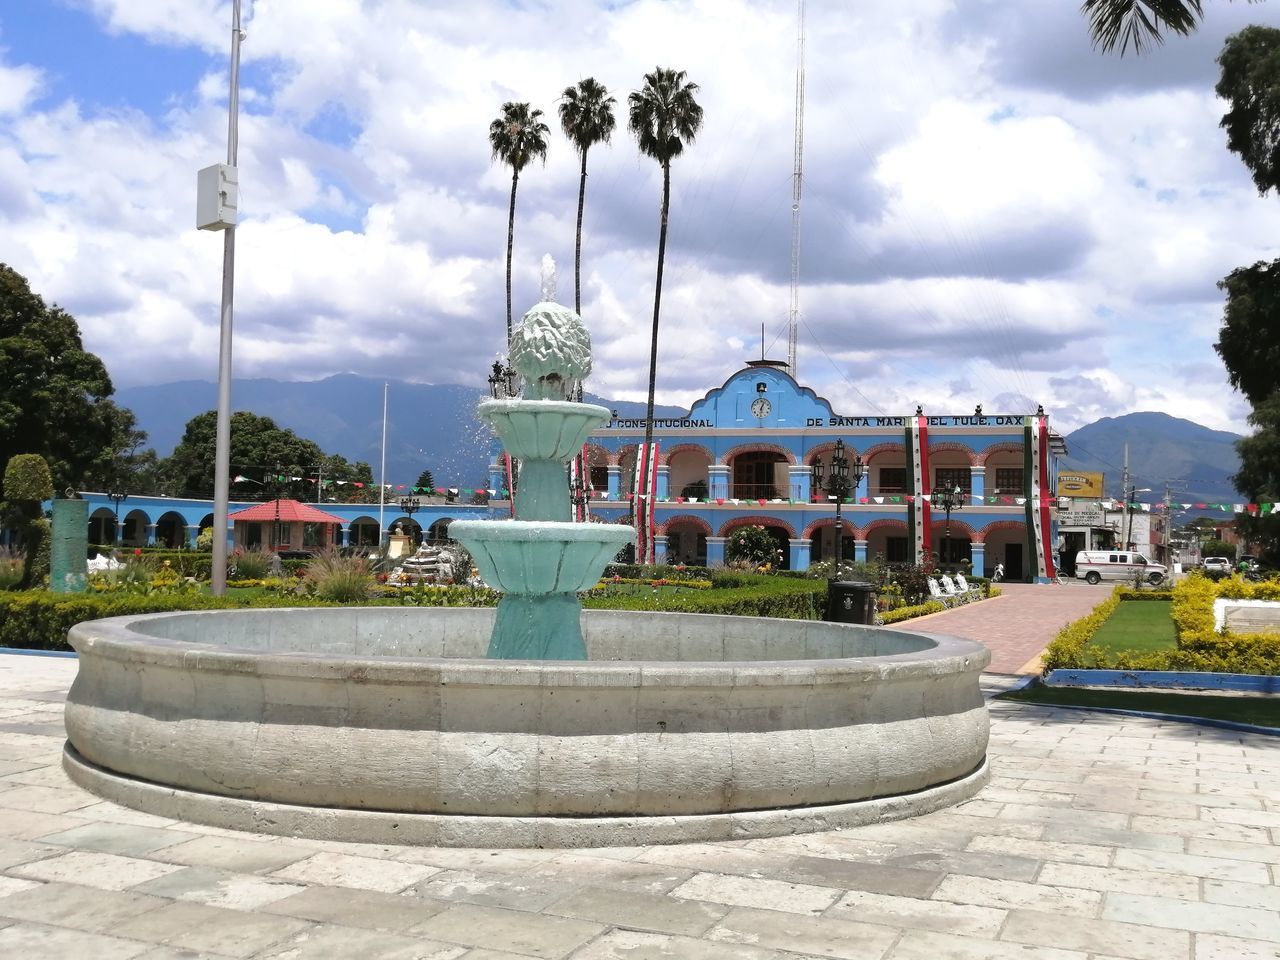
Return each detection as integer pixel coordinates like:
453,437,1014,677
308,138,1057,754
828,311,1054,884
1041,578,1280,675
880,601,945,624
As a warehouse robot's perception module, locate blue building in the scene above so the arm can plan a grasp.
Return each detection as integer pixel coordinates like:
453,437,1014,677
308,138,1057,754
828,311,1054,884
486,360,1067,582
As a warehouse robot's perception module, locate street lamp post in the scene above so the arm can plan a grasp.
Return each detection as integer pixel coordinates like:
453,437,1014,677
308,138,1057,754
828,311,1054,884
810,439,865,576
399,495,421,545
932,485,964,569
107,486,128,546
487,360,518,399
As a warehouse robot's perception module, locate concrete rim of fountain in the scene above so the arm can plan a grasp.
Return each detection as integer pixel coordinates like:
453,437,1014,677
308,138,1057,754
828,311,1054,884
62,606,991,848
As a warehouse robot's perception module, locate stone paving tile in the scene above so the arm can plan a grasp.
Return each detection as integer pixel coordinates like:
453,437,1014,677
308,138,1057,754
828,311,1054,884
1037,861,1201,900
931,874,1103,917
8,848,186,890
263,884,448,932
1187,835,1280,864
998,908,1190,960
0,807,91,840
408,902,603,958
1194,932,1280,959
252,923,468,959
1102,891,1280,939
1039,823,1185,853
0,920,155,959
132,865,309,910
965,833,1113,865
567,928,789,960
1113,846,1272,883
1203,877,1280,911
0,782,97,814
270,850,442,892
402,868,577,912
0,879,169,932
152,834,318,874
778,854,945,897
0,835,64,869
705,904,899,959
112,900,314,958
523,852,693,894
37,820,201,857
669,871,841,915
825,889,1005,938
1130,814,1272,843
886,928,1090,960
544,885,728,936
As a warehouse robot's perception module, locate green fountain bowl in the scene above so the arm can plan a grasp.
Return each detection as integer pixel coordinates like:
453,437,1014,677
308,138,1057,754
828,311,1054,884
478,399,611,461
450,520,635,595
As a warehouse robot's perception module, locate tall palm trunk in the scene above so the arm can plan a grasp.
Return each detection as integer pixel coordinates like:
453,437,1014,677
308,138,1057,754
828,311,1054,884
641,160,671,563
573,150,588,315
505,170,520,347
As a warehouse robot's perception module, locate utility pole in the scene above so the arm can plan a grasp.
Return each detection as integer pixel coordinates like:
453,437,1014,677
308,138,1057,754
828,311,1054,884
786,0,806,376
209,0,244,596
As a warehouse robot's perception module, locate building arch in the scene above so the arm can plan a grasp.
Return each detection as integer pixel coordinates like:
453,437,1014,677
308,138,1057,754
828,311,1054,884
927,441,979,467
977,442,1023,466
720,442,796,466
154,510,188,548
661,442,713,465
970,518,1026,545
656,514,713,536
859,442,906,465
801,516,854,540
718,514,798,539
856,517,909,540
802,440,862,464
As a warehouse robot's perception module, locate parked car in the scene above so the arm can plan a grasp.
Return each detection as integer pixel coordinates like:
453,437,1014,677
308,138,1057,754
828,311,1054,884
1074,550,1168,585
1202,557,1232,576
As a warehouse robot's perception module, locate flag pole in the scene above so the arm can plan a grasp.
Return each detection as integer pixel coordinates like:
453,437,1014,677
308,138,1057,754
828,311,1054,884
378,382,388,548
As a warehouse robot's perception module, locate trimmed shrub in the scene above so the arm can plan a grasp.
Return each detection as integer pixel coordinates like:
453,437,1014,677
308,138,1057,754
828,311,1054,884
0,546,24,591
3,454,53,502
880,601,945,624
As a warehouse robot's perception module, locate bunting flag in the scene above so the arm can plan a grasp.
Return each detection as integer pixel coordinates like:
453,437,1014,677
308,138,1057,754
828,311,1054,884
1025,413,1057,581
632,442,659,563
905,414,930,564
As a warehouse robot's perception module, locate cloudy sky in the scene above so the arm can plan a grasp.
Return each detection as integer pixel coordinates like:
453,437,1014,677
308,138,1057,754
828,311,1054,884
1,0,1278,434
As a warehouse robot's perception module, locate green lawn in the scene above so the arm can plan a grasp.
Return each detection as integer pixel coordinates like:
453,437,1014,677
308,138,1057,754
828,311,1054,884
1088,600,1176,656
1001,683,1280,728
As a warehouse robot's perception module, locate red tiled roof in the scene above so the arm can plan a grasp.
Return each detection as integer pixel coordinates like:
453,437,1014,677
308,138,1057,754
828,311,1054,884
226,499,345,524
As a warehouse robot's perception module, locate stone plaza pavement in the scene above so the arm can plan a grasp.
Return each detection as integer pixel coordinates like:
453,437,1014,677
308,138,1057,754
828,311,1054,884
0,595,1277,959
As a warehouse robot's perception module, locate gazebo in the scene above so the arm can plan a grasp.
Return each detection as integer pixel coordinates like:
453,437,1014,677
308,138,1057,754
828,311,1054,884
227,499,345,553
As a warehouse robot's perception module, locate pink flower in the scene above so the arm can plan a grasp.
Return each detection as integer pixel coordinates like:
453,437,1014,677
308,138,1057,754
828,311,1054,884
133,548,142,556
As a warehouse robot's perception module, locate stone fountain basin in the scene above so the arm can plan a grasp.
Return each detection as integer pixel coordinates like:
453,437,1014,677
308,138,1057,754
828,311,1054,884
477,398,610,460
63,607,991,847
450,519,635,593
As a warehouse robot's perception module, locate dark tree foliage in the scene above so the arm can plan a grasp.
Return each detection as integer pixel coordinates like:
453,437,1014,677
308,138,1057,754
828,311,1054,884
1217,25,1280,196
416,469,436,492
0,264,144,499
1233,392,1280,563
1215,259,1280,407
163,410,370,500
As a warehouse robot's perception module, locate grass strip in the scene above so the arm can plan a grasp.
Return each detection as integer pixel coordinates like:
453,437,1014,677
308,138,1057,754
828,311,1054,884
1088,600,1176,656
1000,683,1280,728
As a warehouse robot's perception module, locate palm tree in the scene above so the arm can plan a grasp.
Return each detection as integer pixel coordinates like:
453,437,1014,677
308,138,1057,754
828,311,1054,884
628,67,703,562
1082,0,1225,54
558,78,617,317
489,102,550,346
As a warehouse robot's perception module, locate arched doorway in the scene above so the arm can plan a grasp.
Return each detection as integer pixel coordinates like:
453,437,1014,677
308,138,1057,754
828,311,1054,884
155,511,187,548
663,516,711,565
729,450,788,500
426,517,454,543
667,445,712,500
721,517,795,570
982,521,1028,580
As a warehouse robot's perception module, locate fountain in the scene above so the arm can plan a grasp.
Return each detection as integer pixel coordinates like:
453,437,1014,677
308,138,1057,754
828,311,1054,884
449,258,632,660
60,271,991,848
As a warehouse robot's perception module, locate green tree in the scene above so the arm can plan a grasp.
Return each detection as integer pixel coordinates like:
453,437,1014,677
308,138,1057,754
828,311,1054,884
628,67,703,561
415,469,436,493
1083,1,1217,54
1215,260,1280,406
164,411,327,498
559,78,617,316
4,454,52,586
0,264,145,499
489,102,550,346
1231,393,1280,562
1218,25,1280,196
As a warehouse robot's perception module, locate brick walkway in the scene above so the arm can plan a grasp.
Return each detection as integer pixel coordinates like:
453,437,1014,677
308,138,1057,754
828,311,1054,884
887,581,1112,675
2,606,1279,959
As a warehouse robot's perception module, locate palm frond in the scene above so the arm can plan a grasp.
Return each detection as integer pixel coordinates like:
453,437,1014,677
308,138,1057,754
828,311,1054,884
1082,0,1205,55
488,101,550,172
627,67,704,164
558,78,617,155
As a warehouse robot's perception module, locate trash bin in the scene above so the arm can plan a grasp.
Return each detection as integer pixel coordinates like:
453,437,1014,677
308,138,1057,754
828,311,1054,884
826,580,877,624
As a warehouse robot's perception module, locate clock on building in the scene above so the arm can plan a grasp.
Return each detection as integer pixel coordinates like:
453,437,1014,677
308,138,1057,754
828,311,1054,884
751,397,772,419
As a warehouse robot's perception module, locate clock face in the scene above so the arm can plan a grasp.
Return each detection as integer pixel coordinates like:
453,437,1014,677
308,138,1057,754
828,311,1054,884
751,397,772,419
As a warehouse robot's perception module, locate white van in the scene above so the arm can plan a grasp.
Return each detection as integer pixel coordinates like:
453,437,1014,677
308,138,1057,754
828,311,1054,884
1075,550,1167,586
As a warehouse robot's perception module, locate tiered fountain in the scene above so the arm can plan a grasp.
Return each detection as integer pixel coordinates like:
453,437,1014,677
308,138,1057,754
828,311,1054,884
450,265,632,660
61,267,991,848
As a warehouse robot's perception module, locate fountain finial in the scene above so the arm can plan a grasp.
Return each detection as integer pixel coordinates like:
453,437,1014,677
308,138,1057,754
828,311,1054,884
540,254,557,303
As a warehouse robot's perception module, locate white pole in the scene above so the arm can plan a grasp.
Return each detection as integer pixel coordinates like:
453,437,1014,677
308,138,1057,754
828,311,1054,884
210,0,243,596
378,382,388,546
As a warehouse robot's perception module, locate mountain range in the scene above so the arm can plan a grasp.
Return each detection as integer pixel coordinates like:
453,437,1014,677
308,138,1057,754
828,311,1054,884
115,376,1246,507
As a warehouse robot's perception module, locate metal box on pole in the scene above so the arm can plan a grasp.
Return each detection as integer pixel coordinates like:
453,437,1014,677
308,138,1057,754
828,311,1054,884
196,163,238,230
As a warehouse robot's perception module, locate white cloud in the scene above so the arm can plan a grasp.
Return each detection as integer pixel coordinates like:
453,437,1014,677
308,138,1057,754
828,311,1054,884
1,0,1276,437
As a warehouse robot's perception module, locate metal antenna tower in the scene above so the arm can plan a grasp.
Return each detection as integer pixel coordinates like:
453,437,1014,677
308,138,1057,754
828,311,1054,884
787,0,806,376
